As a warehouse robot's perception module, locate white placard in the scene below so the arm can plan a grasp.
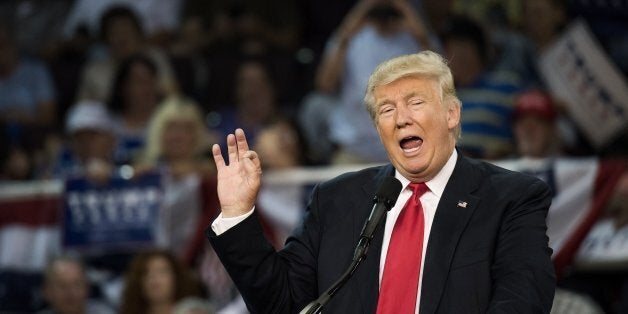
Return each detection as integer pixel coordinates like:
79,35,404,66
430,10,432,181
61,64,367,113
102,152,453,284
539,19,628,149
575,219,628,269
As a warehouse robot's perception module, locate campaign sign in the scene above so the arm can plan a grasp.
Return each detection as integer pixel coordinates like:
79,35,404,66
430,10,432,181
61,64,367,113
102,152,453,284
62,172,163,252
539,19,628,149
575,219,628,270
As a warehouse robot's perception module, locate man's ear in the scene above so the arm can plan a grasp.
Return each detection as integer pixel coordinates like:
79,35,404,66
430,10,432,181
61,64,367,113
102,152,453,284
447,99,461,130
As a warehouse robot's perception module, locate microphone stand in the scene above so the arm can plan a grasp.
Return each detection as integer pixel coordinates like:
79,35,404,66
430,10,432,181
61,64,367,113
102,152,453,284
299,195,394,314
299,238,371,314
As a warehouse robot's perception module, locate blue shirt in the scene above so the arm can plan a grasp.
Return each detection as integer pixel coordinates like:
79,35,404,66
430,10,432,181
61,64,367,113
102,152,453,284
327,25,421,162
457,70,522,159
0,57,55,113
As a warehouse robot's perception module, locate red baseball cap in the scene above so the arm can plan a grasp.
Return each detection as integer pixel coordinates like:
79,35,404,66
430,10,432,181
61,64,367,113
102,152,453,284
513,90,557,121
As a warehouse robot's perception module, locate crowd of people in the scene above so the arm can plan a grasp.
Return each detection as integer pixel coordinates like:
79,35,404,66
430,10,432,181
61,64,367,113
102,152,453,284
1,0,627,313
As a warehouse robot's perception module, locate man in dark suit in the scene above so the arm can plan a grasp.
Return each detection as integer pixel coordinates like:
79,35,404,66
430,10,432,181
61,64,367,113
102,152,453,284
207,51,556,313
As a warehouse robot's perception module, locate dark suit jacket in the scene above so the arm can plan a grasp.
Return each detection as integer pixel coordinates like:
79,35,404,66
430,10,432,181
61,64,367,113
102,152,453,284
207,154,556,313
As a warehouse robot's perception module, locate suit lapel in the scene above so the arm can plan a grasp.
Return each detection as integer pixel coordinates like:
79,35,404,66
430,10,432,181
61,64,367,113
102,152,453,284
353,165,396,314
420,155,481,314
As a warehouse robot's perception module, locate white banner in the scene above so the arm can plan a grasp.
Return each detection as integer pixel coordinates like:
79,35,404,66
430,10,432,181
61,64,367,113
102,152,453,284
575,219,628,269
539,19,628,149
494,157,626,271
495,158,597,256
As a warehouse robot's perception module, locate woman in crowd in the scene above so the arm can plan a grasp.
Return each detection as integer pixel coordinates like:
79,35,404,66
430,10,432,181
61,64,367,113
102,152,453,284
135,96,214,257
253,117,310,243
208,58,279,152
108,53,163,164
118,249,202,314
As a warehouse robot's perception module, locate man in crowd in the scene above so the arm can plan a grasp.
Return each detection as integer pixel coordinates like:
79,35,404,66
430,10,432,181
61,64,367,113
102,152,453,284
39,255,114,314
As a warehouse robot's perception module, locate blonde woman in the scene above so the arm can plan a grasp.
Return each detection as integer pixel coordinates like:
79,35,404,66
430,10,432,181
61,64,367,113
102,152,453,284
135,96,215,258
138,96,214,178
140,96,278,312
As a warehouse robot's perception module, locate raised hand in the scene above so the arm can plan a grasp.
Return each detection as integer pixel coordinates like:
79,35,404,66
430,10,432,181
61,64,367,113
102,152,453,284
212,128,262,217
391,0,432,50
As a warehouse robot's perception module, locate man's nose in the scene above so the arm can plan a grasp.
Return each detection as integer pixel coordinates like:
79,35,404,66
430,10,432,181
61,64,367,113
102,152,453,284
395,106,412,127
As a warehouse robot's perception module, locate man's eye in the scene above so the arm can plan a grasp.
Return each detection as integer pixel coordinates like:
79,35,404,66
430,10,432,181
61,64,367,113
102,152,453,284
380,107,394,114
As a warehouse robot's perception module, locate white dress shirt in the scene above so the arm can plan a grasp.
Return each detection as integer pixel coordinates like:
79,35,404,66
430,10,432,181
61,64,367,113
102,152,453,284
382,150,457,313
212,150,458,313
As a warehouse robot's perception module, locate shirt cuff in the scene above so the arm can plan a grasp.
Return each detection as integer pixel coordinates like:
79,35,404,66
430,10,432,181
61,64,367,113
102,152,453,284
211,207,255,235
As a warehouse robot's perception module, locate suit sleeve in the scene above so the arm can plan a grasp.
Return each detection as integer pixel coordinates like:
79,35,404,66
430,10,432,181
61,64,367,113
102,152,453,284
487,179,556,313
206,185,323,314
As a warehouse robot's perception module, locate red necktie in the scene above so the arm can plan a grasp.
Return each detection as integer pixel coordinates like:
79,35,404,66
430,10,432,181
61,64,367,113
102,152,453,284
376,182,428,314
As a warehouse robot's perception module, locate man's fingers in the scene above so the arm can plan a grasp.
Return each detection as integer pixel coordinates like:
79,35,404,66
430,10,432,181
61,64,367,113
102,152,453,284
242,150,261,171
219,129,256,168
227,133,238,163
212,144,225,168
235,128,250,157
242,150,259,162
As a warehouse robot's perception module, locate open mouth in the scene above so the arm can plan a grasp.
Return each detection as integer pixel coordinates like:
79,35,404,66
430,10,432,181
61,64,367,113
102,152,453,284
399,136,423,152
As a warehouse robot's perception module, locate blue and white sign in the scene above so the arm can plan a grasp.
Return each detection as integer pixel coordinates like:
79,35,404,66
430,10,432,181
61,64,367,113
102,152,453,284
62,172,163,251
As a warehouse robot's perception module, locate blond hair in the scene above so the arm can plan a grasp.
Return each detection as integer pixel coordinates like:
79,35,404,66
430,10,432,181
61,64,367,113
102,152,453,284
364,51,462,138
140,96,208,164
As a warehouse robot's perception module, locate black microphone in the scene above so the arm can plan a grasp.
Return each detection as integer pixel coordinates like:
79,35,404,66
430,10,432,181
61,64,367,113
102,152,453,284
353,176,402,261
299,176,402,314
